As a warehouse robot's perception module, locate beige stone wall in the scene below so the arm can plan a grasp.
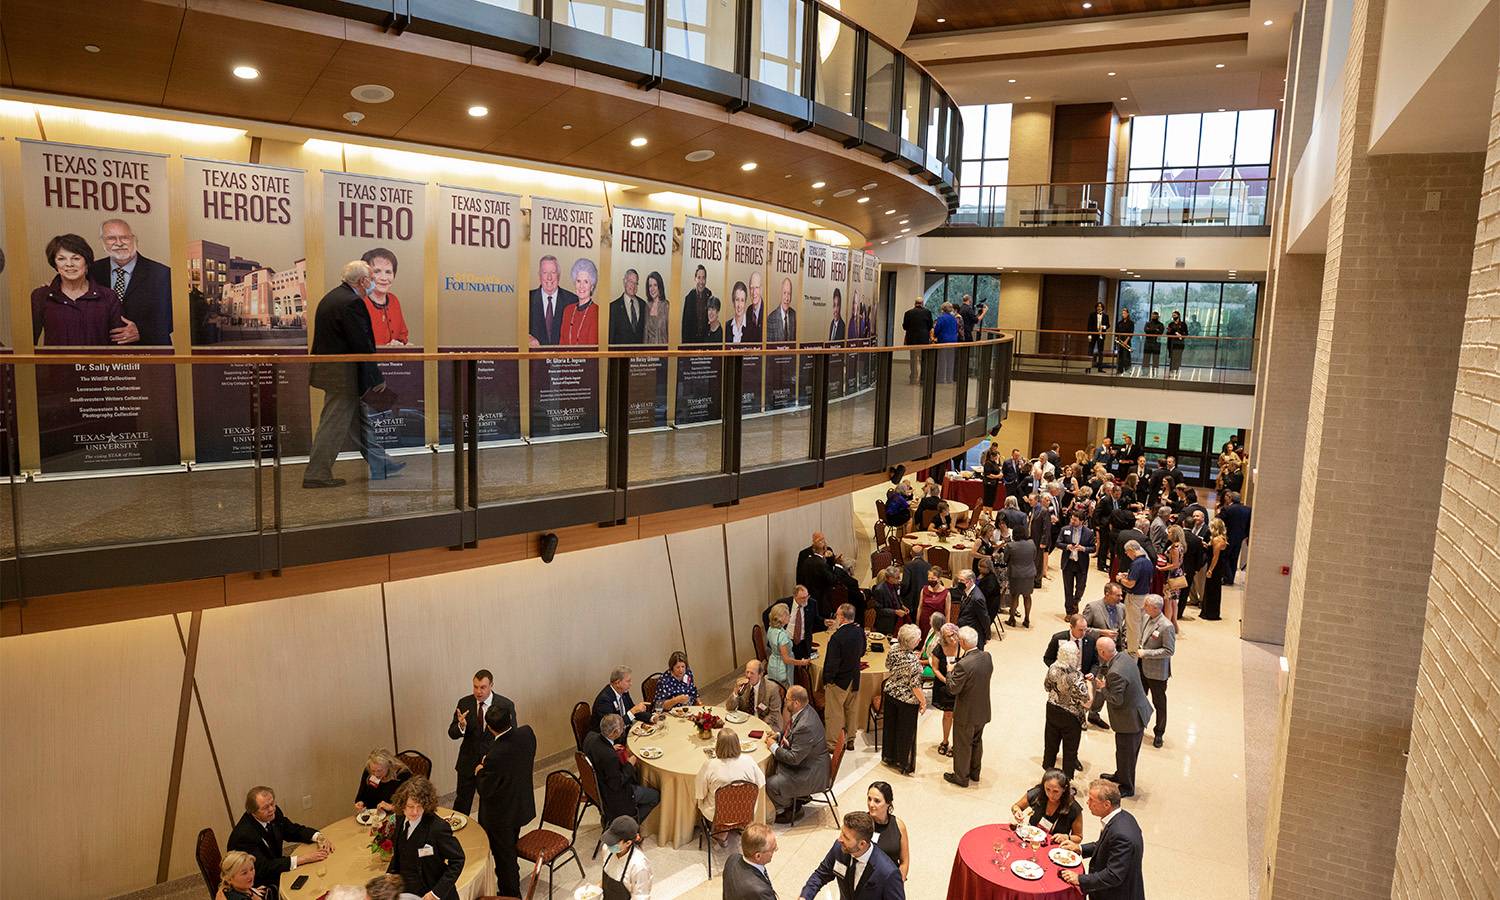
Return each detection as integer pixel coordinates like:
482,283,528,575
1391,61,1500,899
1005,103,1055,226
997,272,1042,333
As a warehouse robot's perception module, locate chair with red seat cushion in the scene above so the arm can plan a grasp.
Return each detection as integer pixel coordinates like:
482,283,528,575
517,770,585,900
696,780,761,877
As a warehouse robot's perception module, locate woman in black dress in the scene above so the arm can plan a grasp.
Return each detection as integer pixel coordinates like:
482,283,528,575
1009,770,1084,844
1202,517,1230,620
215,851,261,900
981,446,1004,508
354,748,411,814
880,624,926,775
927,623,961,756
867,782,912,880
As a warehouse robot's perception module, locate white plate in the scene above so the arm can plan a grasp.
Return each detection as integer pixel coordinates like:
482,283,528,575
446,813,468,832
668,707,692,718
355,810,384,827
724,711,749,724
632,723,658,737
1048,847,1081,868
740,741,756,752
1015,824,1047,844
867,632,885,641
1010,860,1045,881
638,746,664,759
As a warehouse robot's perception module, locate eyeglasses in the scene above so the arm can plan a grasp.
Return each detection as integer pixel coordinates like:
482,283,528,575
102,236,134,245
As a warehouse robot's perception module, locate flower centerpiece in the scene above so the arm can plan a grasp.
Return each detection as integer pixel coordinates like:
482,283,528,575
367,812,396,862
690,708,723,739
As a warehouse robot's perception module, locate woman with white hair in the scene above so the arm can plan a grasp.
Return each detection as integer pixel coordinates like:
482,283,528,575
560,257,599,346
353,748,411,813
1042,637,1093,780
880,623,927,775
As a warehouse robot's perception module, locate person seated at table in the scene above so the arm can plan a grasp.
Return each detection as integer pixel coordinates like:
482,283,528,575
866,782,911,881
726,658,785,733
227,785,330,892
593,666,654,737
354,748,411,814
931,501,955,535
386,776,464,900
870,565,909,635
765,686,831,824
913,480,943,530
695,728,766,840
586,714,661,825
601,815,653,899
1010,769,1085,844
214,851,260,900
884,482,913,531
656,650,699,710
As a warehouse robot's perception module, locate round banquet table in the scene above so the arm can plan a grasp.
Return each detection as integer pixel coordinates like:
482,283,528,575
280,807,494,899
625,705,773,848
902,530,978,574
946,824,1083,900
808,629,889,729
943,472,987,507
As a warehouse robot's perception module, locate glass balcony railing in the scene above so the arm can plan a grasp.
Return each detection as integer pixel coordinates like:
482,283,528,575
1004,328,1256,387
949,178,1274,229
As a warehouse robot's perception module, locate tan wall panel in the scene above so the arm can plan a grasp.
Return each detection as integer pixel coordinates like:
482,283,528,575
767,505,821,599
21,577,225,633
168,683,236,881
725,517,772,662
0,616,185,900
666,526,736,687
816,496,857,572
194,586,394,832
225,557,390,606
389,535,530,583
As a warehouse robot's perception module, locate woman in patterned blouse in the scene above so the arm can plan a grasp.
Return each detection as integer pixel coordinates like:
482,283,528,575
1042,639,1093,781
880,624,927,775
655,650,699,710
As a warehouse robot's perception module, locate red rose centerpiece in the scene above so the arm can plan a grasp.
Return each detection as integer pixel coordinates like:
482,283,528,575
367,813,396,862
690,708,723,739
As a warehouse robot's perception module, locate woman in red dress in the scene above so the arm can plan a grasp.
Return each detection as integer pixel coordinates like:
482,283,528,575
560,257,599,347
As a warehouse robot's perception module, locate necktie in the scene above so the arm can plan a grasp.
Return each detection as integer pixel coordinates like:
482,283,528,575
544,296,555,338
619,692,629,718
1107,604,1119,629
841,857,858,897
793,605,804,643
113,266,126,297
628,298,637,327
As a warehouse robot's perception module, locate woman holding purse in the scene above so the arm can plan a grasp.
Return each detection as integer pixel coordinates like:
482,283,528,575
1159,525,1188,632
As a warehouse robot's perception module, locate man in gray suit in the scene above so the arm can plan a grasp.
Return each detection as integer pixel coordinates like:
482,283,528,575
765,685,831,822
943,626,993,788
726,659,784,734
1096,636,1153,798
724,822,778,900
1133,595,1176,749
1080,583,1125,729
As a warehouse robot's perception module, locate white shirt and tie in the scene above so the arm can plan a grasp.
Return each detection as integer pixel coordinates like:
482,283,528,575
459,694,491,735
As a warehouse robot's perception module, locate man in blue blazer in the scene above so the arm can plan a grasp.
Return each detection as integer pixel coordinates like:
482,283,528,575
591,665,653,737
1058,779,1146,899
799,811,905,900
89,218,172,345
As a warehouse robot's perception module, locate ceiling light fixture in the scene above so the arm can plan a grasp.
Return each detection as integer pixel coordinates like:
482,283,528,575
901,228,911,233
740,161,758,171
562,123,573,130
862,182,878,190
936,17,946,23
1215,63,1225,69
1218,108,1226,112
899,218,909,224
684,149,715,162
84,44,101,53
233,65,260,80
1024,96,1032,100
1120,97,1128,101
350,84,395,103
857,197,871,204
468,105,489,117
833,188,856,198
629,136,648,147
885,209,896,215
812,181,826,189
1263,19,1274,25
1107,71,1116,76
1082,2,1093,8
1008,78,1017,84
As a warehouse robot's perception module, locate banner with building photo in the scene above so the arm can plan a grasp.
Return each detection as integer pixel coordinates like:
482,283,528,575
675,216,728,426
184,157,311,462
799,239,832,405
767,232,801,411
321,170,427,449
610,206,673,429
19,139,180,472
436,184,523,443
528,196,602,437
727,225,767,415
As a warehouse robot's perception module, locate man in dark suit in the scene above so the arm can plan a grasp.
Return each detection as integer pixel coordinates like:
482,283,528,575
1058,512,1096,614
682,264,712,344
1219,492,1252,582
765,685,831,821
585,715,661,823
767,277,798,343
898,551,930,621
1093,486,1119,573
954,569,990,651
747,271,765,332
592,666,653,735
1059,779,1146,899
798,811,905,900
90,217,172,345
822,602,865,752
227,785,329,893
1183,508,1212,607
1043,614,1101,675
944,627,993,788
1001,449,1027,503
828,290,847,341
1097,637,1153,797
796,532,838,616
303,259,398,488
900,297,932,384
1115,434,1140,475
387,776,464,900
447,668,515,816
476,703,537,898
725,822,779,900
528,254,578,347
607,268,646,346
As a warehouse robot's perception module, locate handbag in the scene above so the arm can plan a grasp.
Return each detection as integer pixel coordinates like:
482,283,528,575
1166,573,1189,591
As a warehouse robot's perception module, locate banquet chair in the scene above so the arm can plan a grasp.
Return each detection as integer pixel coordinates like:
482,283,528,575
792,729,845,823
696,780,760,876
517,770,586,900
751,624,768,664
927,546,951,573
641,672,663,707
573,751,606,858
794,664,825,717
866,692,884,752
397,749,432,780
870,548,893,576
862,607,877,630
873,520,888,550
570,701,592,751
874,498,887,523
195,828,220,899
478,858,544,900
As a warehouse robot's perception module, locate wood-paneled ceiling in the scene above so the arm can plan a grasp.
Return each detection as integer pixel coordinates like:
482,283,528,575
911,0,1246,34
0,0,946,243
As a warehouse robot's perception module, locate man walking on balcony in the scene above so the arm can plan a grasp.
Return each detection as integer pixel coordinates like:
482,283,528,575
901,297,933,384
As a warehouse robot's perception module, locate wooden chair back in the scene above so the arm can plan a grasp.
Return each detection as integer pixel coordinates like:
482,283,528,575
710,781,761,836
397,750,432,780
751,624,768,663
195,828,220,899
641,672,663,706
539,770,583,833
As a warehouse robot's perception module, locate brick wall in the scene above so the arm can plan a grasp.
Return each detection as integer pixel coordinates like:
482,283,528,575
1390,61,1500,900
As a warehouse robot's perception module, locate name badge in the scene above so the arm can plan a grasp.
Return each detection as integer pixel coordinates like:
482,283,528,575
418,844,435,858
832,861,848,877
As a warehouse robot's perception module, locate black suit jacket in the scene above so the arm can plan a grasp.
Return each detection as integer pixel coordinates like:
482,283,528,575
592,684,651,733
723,852,778,900
608,294,647,346
583,730,638,820
477,724,538,829
448,693,516,773
528,286,579,346
901,306,933,345
1057,524,1096,567
682,287,712,344
828,317,847,341
388,812,465,900
310,282,381,394
823,623,866,691
1042,629,1099,674
226,810,318,889
1079,809,1146,900
89,253,172,345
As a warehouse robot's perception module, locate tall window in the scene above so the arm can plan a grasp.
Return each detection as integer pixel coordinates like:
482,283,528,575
1126,109,1275,225
554,0,647,44
1115,280,1259,369
755,0,806,95
920,272,1000,330
954,103,1011,224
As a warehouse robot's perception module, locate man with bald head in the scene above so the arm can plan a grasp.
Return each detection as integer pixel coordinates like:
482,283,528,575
796,531,837,616
726,658,784,733
767,276,797,342
747,271,764,331
1095,636,1154,798
765,685,830,823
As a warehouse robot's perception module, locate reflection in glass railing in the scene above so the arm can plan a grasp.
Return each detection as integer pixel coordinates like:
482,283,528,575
949,178,1273,228
755,0,807,95
553,0,647,44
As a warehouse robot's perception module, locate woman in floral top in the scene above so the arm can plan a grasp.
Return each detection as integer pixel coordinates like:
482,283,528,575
655,651,699,710
881,624,927,775
1042,640,1093,780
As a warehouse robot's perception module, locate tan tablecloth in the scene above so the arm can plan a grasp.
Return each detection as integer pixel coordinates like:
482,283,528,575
626,706,773,848
808,631,890,730
902,530,978,574
280,807,494,899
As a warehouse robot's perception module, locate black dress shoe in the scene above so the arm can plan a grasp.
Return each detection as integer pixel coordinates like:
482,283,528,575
1153,736,1164,748
1088,713,1111,730
845,738,855,751
775,808,796,824
1100,772,1119,783
943,773,969,788
302,477,346,489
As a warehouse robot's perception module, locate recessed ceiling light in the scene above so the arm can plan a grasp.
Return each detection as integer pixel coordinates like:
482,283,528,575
233,65,260,80
899,219,909,224
901,228,911,233
84,44,101,53
857,197,870,204
1008,79,1017,84
468,105,489,117
1133,274,1141,278
1082,2,1093,8
351,83,395,103
1024,96,1032,100
862,182,878,190
1279,97,1285,102
1107,71,1116,76
885,209,896,215
936,17,946,22
740,161,757,171
834,188,857,198
1218,108,1226,112
562,123,574,130
629,136,648,147
1120,97,1128,101
812,181,826,189
1119,268,1128,272
1215,63,1225,69
1263,19,1274,25
685,149,715,162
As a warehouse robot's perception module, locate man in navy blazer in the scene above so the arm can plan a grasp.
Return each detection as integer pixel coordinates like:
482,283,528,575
528,254,578,347
1218,492,1253,583
591,665,653,736
799,811,905,900
1057,511,1097,615
1059,779,1146,899
89,218,172,345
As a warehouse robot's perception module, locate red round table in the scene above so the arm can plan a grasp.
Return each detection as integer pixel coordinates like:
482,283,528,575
946,824,1082,900
942,473,987,507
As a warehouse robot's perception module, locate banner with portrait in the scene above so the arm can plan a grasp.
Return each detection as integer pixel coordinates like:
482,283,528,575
675,216,728,426
609,206,672,429
528,196,602,437
727,225,767,415
437,184,522,443
800,240,832,405
829,246,852,397
185,158,311,462
856,251,879,389
767,232,802,411
20,139,180,472
321,170,427,451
